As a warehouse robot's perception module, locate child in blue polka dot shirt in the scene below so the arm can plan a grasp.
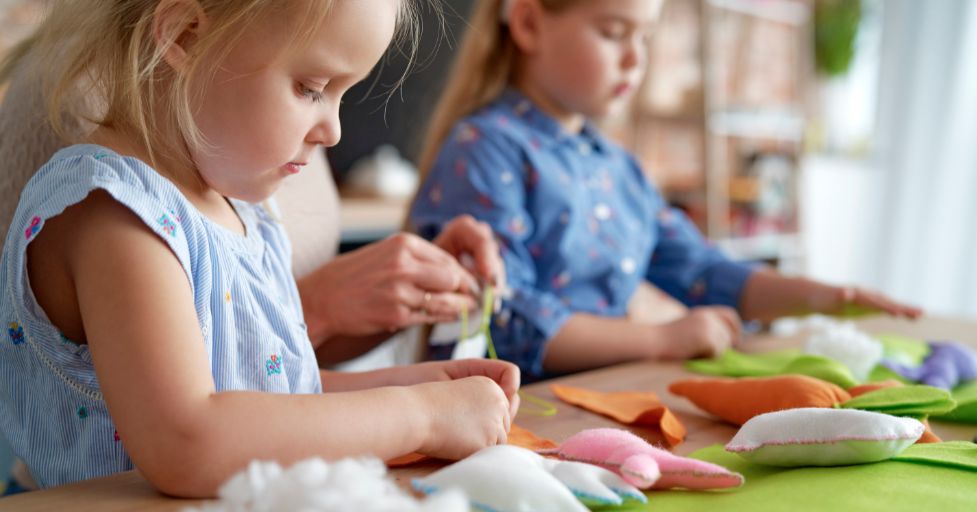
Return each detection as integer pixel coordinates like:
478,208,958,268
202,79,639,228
410,0,921,381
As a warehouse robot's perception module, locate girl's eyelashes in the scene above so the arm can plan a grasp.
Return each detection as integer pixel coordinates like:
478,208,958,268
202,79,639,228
597,20,629,41
298,82,327,103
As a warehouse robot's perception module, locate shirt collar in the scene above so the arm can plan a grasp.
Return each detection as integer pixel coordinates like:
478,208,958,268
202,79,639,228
496,87,612,154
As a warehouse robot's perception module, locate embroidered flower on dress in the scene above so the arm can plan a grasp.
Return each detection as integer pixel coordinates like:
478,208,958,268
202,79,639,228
24,216,41,240
158,213,178,237
7,323,24,345
266,355,283,376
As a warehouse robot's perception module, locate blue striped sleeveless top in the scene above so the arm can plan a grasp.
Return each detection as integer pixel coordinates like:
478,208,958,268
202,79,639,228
0,144,322,488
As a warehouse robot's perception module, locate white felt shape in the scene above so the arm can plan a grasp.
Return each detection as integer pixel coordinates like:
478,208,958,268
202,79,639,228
726,408,924,467
803,321,883,381
429,312,485,345
187,457,468,512
541,457,647,506
451,332,488,360
413,445,644,511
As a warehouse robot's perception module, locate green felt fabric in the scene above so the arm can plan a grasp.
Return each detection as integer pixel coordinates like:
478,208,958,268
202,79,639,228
876,334,930,367
593,443,977,512
685,351,857,388
933,380,977,423
779,355,858,389
840,385,957,417
891,441,977,471
684,349,800,377
867,364,913,384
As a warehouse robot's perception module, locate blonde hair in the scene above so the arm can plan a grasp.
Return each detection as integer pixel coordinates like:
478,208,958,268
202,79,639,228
0,0,431,179
413,0,582,183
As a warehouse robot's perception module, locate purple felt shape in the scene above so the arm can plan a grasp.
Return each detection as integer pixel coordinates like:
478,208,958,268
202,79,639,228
883,341,977,389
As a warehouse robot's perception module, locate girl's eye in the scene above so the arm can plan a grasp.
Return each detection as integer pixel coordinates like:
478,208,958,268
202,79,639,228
298,83,326,103
599,24,628,41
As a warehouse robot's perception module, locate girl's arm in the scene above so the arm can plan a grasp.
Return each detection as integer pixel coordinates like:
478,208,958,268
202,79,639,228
322,359,519,392
65,193,511,497
737,268,923,323
542,308,741,374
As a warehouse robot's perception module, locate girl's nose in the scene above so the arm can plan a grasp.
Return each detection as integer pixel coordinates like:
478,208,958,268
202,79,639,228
622,36,645,71
307,106,342,147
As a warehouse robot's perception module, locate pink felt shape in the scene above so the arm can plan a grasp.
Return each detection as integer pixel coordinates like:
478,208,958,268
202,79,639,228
549,428,744,490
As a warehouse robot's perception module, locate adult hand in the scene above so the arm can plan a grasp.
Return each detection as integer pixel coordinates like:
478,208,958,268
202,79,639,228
299,232,480,340
432,215,507,298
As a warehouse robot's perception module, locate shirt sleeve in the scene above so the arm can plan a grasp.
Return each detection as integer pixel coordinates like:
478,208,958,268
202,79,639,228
409,122,571,378
645,199,757,309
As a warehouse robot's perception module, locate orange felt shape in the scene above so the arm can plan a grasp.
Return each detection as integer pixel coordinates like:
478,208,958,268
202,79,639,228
917,419,942,443
507,423,558,451
385,423,557,467
549,384,687,446
668,375,852,426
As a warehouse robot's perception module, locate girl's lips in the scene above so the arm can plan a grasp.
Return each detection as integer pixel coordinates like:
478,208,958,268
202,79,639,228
283,162,306,174
613,83,634,97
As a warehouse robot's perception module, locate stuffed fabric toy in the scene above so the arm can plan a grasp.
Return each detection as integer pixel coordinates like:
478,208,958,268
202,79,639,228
884,341,977,390
413,445,645,511
726,408,924,467
544,428,743,490
668,375,851,425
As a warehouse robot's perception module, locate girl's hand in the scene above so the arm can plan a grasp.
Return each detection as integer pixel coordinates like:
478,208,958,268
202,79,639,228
413,376,513,460
655,306,742,360
398,360,521,418
300,232,481,339
814,286,923,320
432,215,507,293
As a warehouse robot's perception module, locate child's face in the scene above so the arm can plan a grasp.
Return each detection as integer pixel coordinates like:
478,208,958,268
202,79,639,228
189,0,400,203
526,0,660,119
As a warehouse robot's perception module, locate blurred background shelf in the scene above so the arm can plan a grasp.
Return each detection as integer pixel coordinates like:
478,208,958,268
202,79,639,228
605,0,813,271
338,195,408,250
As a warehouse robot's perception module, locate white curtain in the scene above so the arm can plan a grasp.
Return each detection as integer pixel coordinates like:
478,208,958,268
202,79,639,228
861,0,977,318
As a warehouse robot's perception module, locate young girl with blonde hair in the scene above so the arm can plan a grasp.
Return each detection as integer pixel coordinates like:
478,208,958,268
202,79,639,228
410,0,921,381
0,0,519,496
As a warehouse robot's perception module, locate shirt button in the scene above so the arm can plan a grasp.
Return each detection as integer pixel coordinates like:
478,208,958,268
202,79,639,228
578,143,592,156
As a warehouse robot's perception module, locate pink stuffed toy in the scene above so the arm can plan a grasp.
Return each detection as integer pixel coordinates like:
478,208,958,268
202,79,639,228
545,428,744,490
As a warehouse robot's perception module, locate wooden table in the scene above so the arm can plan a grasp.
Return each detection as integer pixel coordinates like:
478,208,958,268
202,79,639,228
3,315,976,511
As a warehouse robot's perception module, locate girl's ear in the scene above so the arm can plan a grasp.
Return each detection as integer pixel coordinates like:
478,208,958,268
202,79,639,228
153,0,210,73
508,0,544,54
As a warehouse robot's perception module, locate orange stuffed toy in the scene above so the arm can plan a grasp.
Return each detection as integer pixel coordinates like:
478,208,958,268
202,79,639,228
668,375,851,426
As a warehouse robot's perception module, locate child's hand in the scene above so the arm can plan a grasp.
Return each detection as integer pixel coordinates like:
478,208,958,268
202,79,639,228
815,286,923,320
657,306,742,360
403,360,521,418
413,376,513,460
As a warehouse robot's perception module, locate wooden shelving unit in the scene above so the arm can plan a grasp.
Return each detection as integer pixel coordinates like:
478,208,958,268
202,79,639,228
605,0,813,269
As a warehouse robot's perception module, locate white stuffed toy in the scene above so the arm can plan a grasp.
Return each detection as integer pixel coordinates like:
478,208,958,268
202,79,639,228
413,444,646,511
